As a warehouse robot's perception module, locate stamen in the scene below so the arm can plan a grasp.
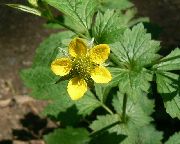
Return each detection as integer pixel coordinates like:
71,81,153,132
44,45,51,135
88,38,95,48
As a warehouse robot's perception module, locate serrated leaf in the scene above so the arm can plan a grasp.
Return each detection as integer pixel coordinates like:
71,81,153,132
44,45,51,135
127,125,163,144
99,0,134,11
113,91,154,116
44,127,90,144
112,91,152,127
90,115,160,144
92,10,127,44
165,132,180,144
44,0,98,31
6,4,41,16
110,67,153,101
75,91,101,116
156,72,180,119
90,92,152,135
33,31,74,67
110,23,160,67
154,48,180,71
21,67,69,100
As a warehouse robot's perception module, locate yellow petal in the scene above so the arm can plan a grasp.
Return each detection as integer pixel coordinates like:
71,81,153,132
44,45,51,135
51,58,72,76
91,66,112,83
89,44,110,64
67,77,88,100
68,38,87,57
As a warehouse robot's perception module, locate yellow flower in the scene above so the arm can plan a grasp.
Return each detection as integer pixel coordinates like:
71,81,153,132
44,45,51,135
51,38,112,100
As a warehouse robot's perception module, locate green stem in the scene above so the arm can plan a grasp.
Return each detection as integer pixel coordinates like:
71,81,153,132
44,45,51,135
122,93,127,122
101,103,113,115
91,89,113,115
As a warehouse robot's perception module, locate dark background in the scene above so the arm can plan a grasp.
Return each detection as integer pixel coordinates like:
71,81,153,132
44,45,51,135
0,0,180,143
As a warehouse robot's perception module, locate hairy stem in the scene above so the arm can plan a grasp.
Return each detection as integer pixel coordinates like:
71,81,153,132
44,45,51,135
122,93,127,122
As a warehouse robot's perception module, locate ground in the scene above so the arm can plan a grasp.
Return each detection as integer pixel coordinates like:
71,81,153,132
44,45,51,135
0,0,180,143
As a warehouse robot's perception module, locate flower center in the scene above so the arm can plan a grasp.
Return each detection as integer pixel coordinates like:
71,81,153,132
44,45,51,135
71,56,94,78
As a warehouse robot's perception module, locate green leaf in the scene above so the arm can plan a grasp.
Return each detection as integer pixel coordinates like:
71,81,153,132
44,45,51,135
44,127,90,144
56,105,81,126
75,91,101,116
95,83,112,103
92,10,127,44
153,48,180,71
42,97,73,118
43,88,101,118
90,114,122,134
110,23,160,67
90,92,152,135
156,72,180,119
90,131,126,144
21,67,69,100
33,31,74,67
113,91,154,116
44,0,98,31
43,22,64,29
127,125,163,144
110,67,153,101
90,114,153,144
90,114,161,144
112,91,152,126
6,4,41,16
99,0,134,11
165,132,180,144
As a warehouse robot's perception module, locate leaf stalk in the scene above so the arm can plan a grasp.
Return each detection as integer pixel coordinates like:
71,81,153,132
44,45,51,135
122,93,128,122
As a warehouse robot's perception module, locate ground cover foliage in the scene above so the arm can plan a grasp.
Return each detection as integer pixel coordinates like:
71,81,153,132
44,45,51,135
8,0,180,143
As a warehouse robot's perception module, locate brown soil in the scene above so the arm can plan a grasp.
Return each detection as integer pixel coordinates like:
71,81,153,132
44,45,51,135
0,0,57,143
0,0,180,143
